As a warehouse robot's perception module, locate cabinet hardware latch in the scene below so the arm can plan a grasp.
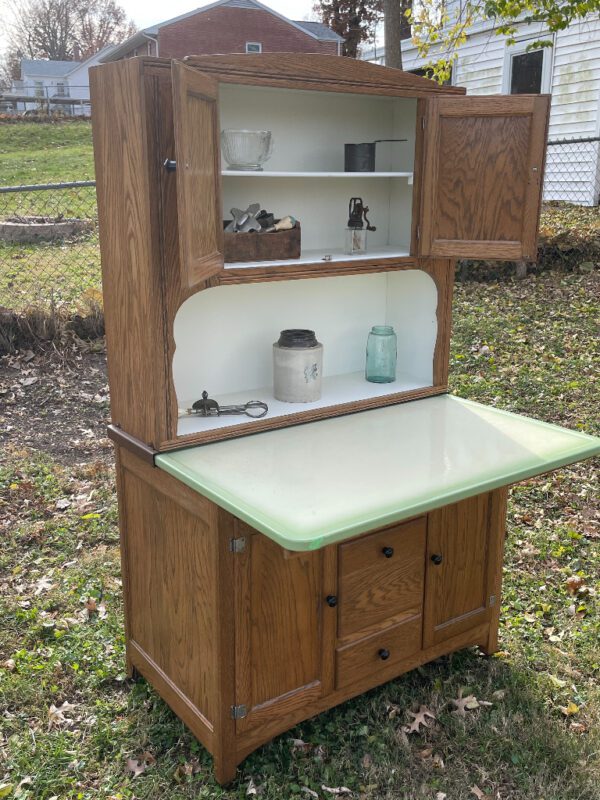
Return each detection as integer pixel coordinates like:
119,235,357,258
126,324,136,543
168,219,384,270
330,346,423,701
231,704,247,719
163,158,177,171
421,117,426,130
416,226,420,240
489,595,496,607
229,537,246,553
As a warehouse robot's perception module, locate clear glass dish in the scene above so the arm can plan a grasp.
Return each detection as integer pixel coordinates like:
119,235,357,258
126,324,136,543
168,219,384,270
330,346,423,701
221,129,273,171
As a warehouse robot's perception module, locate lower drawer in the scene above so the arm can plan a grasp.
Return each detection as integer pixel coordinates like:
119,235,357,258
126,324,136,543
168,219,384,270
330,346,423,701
335,613,422,690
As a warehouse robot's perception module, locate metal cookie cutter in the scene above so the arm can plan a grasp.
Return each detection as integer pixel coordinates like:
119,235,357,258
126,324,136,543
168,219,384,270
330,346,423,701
187,391,268,419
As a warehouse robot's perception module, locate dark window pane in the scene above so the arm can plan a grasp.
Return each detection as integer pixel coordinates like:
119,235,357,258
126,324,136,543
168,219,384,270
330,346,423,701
510,50,543,94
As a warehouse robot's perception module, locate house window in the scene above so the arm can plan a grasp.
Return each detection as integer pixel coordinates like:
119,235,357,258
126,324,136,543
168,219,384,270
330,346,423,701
246,42,262,53
503,37,552,95
34,81,44,97
55,82,67,97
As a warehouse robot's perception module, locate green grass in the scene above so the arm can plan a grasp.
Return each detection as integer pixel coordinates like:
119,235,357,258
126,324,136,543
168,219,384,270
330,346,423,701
0,270,598,798
0,121,94,186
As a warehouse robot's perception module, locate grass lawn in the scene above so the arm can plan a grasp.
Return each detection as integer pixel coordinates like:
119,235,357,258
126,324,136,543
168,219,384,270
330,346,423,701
0,122,94,187
0,271,598,799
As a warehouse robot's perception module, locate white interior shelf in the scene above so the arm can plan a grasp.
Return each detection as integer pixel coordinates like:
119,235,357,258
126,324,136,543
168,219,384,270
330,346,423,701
224,245,411,270
177,371,429,434
222,171,413,183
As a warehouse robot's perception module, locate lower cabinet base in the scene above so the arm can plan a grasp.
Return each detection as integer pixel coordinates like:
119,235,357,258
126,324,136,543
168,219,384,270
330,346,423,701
116,446,507,785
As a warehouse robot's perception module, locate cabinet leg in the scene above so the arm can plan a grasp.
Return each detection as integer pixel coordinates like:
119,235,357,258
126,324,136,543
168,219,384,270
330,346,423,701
213,753,239,786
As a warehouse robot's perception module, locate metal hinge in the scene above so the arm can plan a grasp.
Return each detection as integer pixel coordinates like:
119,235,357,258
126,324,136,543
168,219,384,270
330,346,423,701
163,158,177,171
229,537,246,553
489,595,496,607
231,704,247,720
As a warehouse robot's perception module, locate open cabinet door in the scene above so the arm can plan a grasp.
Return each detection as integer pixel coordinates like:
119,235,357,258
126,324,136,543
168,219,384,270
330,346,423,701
419,95,549,261
172,61,223,288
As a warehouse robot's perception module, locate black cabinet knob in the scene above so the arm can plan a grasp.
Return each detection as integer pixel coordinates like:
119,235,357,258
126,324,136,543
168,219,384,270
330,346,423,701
431,553,443,565
382,546,394,558
326,595,338,607
378,648,390,661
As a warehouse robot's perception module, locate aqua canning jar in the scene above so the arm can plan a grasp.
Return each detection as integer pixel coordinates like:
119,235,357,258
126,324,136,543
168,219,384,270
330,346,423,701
365,325,397,383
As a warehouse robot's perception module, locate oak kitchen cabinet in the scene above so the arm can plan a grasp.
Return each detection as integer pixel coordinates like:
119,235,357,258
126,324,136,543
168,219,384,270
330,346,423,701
90,54,600,784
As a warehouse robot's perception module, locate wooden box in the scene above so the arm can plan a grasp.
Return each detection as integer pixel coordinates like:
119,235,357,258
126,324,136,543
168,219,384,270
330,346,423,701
223,221,301,263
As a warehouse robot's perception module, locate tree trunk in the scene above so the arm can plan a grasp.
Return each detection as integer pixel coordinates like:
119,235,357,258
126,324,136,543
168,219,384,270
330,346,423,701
384,0,402,69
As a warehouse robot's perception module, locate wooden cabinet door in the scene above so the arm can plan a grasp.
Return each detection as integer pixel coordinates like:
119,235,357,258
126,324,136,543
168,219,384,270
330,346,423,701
419,95,550,261
233,526,332,733
423,491,506,648
172,61,223,288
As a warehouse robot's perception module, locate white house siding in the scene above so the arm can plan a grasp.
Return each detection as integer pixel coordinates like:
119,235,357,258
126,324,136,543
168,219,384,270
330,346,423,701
371,15,600,205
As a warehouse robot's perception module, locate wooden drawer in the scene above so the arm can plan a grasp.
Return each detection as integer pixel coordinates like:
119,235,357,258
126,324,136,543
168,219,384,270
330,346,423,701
336,613,422,690
338,517,426,638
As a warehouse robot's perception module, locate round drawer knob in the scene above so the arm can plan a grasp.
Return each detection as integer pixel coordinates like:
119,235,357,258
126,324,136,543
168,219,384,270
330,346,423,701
326,594,338,608
431,553,443,565
382,546,394,558
378,648,390,661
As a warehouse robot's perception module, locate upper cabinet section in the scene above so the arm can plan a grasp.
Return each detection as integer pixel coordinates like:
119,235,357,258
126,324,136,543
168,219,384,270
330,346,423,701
172,62,224,288
419,95,550,261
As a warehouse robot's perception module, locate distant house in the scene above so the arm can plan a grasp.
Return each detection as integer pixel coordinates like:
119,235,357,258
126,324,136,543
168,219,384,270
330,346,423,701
361,14,600,205
101,0,343,62
5,47,114,116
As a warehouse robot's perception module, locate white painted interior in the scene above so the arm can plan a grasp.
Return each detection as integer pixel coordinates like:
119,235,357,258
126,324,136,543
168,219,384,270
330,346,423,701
173,270,438,435
219,84,417,257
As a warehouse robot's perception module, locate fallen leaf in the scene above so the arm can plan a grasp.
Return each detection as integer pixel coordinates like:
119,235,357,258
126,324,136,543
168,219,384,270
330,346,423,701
548,675,567,689
492,689,506,700
21,376,38,386
0,785,14,799
289,737,313,754
405,705,436,733
55,498,71,510
418,747,433,759
34,576,54,595
48,700,76,729
126,758,147,777
435,793,447,800
361,753,372,769
322,787,352,796
432,753,445,770
566,576,585,595
246,777,258,795
2,658,16,672
451,694,480,716
570,722,587,733
560,702,579,717
470,787,486,799
301,789,319,799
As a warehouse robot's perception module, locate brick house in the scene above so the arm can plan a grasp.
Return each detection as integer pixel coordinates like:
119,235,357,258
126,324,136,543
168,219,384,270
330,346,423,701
102,0,343,62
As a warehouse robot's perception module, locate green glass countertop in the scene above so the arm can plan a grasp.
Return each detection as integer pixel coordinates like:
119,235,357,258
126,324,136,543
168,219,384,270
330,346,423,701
156,395,600,551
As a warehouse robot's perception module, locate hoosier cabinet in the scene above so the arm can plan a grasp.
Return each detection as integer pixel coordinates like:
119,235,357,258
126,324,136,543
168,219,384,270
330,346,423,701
90,54,600,784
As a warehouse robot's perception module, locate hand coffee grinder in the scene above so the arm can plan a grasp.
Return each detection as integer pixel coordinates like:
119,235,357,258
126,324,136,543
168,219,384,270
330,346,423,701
345,197,376,255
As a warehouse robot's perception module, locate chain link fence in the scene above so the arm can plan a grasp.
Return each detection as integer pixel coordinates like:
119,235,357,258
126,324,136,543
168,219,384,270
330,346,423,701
0,136,599,313
543,137,600,207
0,181,100,312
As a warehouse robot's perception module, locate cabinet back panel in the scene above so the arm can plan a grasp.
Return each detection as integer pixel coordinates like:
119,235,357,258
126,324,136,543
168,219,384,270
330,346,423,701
219,85,417,173
172,270,437,404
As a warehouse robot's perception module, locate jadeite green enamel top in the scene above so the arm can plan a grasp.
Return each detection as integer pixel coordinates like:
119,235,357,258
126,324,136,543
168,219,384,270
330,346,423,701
156,395,600,551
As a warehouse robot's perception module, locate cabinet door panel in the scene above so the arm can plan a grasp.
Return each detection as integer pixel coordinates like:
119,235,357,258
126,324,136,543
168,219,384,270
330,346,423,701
234,526,328,732
419,95,549,261
423,493,498,647
172,61,223,288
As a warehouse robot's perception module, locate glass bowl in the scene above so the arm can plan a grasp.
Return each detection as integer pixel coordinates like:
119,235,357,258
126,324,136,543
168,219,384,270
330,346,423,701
221,129,273,171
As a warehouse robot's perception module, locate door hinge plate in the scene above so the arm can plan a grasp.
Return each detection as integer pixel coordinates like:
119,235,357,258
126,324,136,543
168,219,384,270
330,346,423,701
229,536,246,553
231,704,247,719
489,594,496,607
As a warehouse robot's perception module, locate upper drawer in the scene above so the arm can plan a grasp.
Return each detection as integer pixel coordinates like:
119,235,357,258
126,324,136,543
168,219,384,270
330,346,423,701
338,517,426,638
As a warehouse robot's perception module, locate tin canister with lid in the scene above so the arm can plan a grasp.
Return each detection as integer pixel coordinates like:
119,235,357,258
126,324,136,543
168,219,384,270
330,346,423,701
273,329,323,403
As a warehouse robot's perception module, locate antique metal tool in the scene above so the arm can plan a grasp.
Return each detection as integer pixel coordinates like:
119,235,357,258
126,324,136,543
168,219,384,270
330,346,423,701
224,203,262,233
180,391,268,419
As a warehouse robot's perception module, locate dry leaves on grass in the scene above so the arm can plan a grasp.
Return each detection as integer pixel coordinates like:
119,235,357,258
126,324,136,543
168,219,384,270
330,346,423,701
404,705,436,734
47,700,76,729
322,786,352,796
450,691,492,716
126,751,156,778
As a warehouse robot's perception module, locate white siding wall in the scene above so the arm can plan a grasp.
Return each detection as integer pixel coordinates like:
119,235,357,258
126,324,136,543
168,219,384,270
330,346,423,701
397,15,600,205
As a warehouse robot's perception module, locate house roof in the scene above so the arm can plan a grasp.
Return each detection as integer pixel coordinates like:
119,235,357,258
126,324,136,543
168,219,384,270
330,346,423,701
101,0,343,61
21,59,81,79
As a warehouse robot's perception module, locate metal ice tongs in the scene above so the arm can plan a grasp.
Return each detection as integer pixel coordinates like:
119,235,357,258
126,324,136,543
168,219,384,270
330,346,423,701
186,391,268,419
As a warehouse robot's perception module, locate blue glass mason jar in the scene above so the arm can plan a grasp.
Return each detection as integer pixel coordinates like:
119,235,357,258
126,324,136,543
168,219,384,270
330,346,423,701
365,325,397,383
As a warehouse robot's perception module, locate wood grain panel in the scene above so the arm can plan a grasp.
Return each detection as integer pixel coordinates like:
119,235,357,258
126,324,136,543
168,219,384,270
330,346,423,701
423,493,492,647
336,613,422,690
234,523,326,732
419,95,550,261
338,518,426,638
183,53,466,97
90,60,170,447
172,61,223,287
120,464,219,722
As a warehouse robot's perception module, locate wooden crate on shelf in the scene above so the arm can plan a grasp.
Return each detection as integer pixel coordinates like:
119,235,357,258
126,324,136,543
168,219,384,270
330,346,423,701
223,221,301,263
